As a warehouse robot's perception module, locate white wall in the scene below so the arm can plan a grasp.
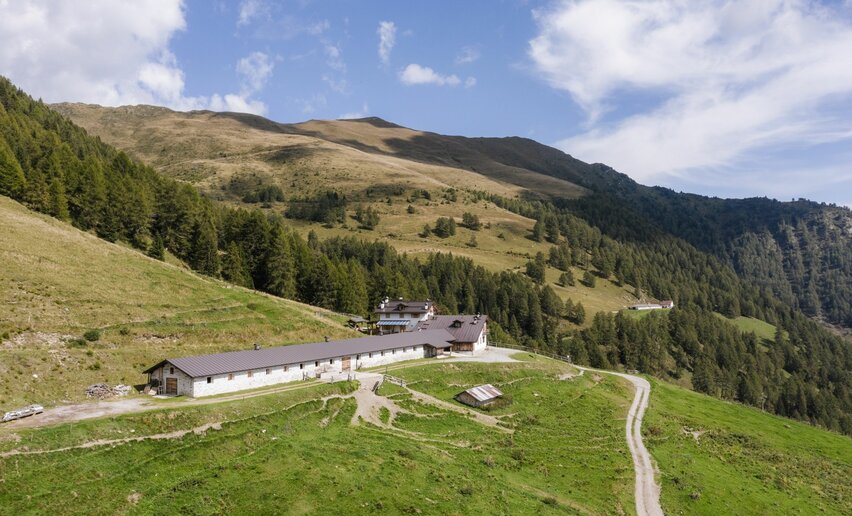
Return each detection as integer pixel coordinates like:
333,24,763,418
474,323,488,351
354,345,424,369
174,344,428,397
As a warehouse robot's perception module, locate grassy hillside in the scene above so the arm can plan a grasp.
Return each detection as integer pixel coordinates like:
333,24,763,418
645,379,851,515
0,195,354,409
50,103,638,315
0,358,636,514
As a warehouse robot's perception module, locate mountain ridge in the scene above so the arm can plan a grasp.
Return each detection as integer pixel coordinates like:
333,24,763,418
52,101,852,329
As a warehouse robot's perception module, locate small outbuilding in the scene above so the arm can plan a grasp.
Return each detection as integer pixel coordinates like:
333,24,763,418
455,384,503,408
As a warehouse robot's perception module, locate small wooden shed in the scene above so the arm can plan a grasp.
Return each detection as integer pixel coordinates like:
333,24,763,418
456,384,503,407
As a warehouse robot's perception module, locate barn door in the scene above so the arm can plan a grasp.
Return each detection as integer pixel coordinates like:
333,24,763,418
342,356,351,371
165,377,178,395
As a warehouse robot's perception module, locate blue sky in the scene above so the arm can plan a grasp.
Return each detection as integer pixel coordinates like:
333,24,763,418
1,0,851,206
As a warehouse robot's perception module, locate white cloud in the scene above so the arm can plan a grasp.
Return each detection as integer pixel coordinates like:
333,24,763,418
529,0,852,184
237,51,274,94
0,1,271,115
455,45,480,65
465,77,477,88
340,102,370,119
377,21,397,65
399,64,461,86
237,0,269,26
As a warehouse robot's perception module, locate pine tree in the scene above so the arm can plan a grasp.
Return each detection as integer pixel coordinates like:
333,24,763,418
0,136,25,197
49,176,70,221
532,219,544,242
558,270,575,287
148,234,165,261
265,227,296,298
221,242,253,288
190,219,220,276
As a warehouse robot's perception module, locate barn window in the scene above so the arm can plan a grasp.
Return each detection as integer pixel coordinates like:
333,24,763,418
381,351,385,356
284,365,289,372
314,361,319,367
330,358,334,364
169,367,174,374
356,354,361,360
248,370,253,378
265,368,270,375
206,377,212,384
299,363,304,370
228,373,234,381
392,349,396,354
369,352,373,358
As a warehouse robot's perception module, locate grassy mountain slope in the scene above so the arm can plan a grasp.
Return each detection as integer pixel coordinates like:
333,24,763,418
1,355,847,514
645,378,850,515
0,195,354,409
51,103,637,315
53,103,852,329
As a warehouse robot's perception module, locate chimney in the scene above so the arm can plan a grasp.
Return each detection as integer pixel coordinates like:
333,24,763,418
324,336,330,342
253,343,261,350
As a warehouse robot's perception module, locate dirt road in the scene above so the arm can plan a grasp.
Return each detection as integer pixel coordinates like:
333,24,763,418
575,365,663,516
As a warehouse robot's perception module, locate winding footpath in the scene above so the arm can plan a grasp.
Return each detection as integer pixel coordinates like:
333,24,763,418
574,365,663,516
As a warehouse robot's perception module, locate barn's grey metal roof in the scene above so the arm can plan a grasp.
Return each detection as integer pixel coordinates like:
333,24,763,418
415,315,487,343
462,384,503,402
144,330,456,379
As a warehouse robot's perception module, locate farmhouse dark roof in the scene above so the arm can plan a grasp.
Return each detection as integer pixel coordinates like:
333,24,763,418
143,330,456,378
415,315,487,343
374,300,433,314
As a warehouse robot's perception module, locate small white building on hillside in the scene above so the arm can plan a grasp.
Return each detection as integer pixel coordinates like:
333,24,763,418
143,329,460,397
415,314,487,354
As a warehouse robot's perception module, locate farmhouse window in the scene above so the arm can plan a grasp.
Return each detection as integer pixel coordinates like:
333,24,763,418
392,349,396,354
228,373,234,380
369,352,373,358
169,367,174,374
356,354,361,360
206,377,212,384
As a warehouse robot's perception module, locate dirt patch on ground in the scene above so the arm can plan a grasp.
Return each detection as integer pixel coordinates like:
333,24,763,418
2,332,76,349
681,427,706,442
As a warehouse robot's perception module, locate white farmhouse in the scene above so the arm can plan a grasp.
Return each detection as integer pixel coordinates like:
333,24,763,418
143,329,458,397
373,298,435,334
415,314,487,354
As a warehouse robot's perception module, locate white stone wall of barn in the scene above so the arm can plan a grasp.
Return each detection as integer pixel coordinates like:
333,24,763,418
190,363,313,397
355,345,424,369
186,345,427,397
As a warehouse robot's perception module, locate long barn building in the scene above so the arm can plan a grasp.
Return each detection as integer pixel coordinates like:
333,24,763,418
144,329,464,397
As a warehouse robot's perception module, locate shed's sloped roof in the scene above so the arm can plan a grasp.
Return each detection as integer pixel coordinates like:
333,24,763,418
415,315,486,343
146,330,456,378
463,384,503,402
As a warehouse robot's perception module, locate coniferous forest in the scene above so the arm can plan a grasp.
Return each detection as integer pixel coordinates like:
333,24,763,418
0,76,849,433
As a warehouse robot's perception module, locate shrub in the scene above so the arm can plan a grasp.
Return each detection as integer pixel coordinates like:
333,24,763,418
67,338,87,348
83,329,101,342
119,327,131,336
